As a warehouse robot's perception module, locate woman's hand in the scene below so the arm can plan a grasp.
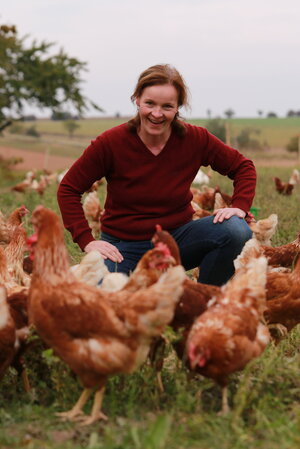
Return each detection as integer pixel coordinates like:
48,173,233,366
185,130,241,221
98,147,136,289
84,240,124,263
213,207,246,224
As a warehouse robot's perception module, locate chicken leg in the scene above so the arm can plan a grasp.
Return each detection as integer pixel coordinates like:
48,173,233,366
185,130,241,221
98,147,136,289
56,388,92,421
78,387,108,426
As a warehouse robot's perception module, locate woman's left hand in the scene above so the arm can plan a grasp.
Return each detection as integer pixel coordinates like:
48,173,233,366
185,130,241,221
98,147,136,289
213,207,246,223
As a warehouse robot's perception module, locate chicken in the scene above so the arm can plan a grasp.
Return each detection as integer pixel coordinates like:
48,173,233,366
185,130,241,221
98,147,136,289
0,205,29,244
192,168,210,185
4,225,31,287
262,232,300,268
119,242,177,293
288,168,300,186
274,176,294,195
263,254,300,340
150,225,221,373
70,250,110,286
187,256,270,414
30,174,49,196
82,191,103,237
192,185,232,211
0,285,17,381
0,285,30,390
6,289,31,391
28,205,186,425
249,214,278,246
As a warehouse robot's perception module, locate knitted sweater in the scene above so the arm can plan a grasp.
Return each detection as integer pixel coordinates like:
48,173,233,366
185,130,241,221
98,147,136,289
57,122,256,250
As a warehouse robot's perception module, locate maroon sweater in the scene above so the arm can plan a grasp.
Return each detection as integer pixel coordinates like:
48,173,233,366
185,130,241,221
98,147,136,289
57,122,256,250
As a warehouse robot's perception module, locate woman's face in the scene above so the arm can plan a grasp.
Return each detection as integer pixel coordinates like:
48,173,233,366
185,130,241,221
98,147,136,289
136,84,178,139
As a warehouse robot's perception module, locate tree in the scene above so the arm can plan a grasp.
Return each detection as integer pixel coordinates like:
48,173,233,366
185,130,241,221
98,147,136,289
257,110,263,117
0,24,103,130
224,108,235,119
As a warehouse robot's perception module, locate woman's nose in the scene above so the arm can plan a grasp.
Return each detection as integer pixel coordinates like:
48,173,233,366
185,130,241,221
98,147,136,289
151,106,163,117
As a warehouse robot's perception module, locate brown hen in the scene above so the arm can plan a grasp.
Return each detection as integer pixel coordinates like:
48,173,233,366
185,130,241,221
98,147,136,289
187,256,270,414
28,206,185,425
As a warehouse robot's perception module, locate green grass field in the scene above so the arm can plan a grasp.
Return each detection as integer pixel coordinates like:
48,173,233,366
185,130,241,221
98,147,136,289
4,116,300,150
0,160,300,448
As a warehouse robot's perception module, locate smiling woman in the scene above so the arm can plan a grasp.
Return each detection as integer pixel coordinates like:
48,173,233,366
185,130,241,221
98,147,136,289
57,63,256,286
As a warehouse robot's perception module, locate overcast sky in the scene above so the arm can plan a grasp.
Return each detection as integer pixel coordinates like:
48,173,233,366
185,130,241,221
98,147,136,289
1,0,300,118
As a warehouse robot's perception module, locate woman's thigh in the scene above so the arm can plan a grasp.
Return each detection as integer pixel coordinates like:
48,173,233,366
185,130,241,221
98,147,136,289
171,216,252,271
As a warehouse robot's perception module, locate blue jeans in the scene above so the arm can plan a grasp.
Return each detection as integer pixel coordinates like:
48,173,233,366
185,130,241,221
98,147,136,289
101,216,252,286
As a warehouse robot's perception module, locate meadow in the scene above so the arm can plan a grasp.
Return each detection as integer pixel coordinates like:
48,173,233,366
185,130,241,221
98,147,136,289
0,121,300,449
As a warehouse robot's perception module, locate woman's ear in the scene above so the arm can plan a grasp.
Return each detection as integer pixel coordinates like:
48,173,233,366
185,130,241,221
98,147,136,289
136,98,140,107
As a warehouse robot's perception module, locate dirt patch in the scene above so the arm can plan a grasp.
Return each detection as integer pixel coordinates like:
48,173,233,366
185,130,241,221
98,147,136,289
0,145,76,172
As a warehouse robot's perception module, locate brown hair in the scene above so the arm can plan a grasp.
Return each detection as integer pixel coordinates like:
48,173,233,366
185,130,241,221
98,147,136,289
128,64,190,136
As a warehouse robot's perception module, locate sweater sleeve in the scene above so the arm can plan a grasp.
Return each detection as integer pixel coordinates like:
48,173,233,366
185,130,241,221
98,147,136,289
57,136,111,250
201,128,257,212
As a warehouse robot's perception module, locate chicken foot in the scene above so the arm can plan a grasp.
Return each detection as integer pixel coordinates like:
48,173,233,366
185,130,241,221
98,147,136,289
56,388,92,421
77,387,108,426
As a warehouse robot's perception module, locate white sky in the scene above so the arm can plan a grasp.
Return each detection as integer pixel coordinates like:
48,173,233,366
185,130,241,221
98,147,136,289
1,0,300,118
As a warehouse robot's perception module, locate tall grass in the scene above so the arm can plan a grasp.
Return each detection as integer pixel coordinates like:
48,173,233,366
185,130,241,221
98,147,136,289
0,162,300,449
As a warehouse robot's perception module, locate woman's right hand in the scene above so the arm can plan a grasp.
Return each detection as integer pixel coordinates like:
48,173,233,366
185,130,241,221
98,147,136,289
84,240,124,263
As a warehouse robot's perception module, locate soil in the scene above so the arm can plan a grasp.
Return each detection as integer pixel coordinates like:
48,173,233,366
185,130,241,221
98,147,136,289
0,145,76,172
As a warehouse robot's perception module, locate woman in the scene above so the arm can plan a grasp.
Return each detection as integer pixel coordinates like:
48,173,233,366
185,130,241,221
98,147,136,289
57,64,255,286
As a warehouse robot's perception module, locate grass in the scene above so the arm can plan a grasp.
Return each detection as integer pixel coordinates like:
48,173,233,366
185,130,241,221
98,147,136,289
2,115,300,149
0,143,300,448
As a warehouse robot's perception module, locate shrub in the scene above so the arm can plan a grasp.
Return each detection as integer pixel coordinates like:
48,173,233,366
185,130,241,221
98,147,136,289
25,125,40,137
205,118,226,142
286,135,299,153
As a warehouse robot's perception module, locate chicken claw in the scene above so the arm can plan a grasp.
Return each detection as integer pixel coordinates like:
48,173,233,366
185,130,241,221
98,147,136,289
56,388,92,421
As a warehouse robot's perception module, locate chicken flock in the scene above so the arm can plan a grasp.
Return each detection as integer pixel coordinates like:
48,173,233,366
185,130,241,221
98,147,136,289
1,166,300,425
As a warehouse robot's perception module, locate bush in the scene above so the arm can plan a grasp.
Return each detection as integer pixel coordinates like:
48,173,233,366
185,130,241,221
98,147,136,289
205,118,226,142
236,127,261,150
286,135,299,153
25,125,40,137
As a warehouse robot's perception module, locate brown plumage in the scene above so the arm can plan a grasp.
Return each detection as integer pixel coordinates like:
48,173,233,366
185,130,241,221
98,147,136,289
0,285,17,381
264,254,300,336
187,256,270,414
249,214,278,246
274,176,294,195
28,206,185,425
82,191,103,237
0,205,29,244
0,286,30,390
262,232,300,268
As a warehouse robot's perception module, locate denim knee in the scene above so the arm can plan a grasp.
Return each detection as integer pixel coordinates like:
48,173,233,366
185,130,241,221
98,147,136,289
221,216,252,247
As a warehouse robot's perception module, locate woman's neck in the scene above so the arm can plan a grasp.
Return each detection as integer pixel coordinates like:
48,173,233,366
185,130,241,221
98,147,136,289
137,128,171,155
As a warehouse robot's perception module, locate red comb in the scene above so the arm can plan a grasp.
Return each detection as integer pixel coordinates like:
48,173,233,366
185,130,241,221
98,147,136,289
155,224,162,231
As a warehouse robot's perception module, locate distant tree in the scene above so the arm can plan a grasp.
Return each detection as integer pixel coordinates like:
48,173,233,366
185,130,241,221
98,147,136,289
286,110,296,117
0,24,103,131
224,108,235,119
63,120,80,138
206,109,212,119
257,110,263,117
266,112,277,118
205,118,226,143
